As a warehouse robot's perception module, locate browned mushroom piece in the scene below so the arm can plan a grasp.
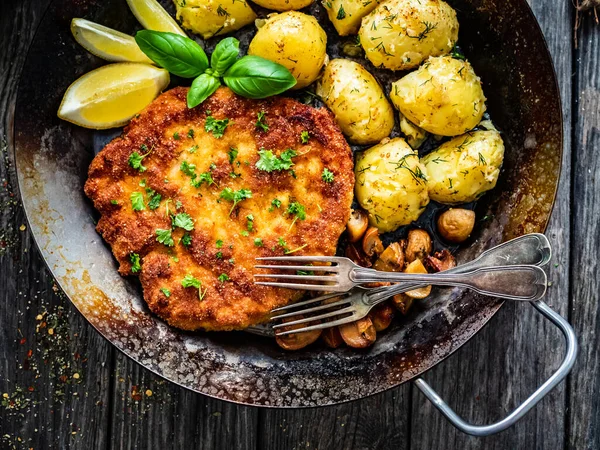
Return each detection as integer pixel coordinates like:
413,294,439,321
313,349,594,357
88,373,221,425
362,227,384,257
339,317,377,348
404,259,432,299
405,229,432,263
425,249,457,273
346,209,369,243
370,302,395,331
373,242,405,272
392,293,414,315
321,327,345,348
275,317,323,351
437,208,476,243
345,243,372,267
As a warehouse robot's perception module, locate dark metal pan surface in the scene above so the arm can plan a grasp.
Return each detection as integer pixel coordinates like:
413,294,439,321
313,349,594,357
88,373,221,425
14,0,562,406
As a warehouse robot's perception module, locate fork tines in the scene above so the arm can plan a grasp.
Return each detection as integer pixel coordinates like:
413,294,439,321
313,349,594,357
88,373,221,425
254,256,343,291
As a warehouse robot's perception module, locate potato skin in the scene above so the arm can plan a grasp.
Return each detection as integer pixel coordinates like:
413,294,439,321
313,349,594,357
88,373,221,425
173,0,256,39
324,0,383,36
422,130,505,204
316,59,394,145
390,56,487,136
248,12,327,89
355,138,429,232
359,0,458,71
253,0,314,11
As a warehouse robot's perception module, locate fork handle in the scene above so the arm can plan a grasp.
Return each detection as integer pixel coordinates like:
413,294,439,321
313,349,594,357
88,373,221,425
352,265,547,301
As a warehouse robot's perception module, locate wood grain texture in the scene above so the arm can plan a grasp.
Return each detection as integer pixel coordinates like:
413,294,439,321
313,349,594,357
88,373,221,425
408,0,575,448
567,10,600,450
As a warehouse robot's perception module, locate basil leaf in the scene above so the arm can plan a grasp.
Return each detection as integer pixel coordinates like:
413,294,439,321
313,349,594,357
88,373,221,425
211,37,240,77
188,74,221,108
135,30,208,78
223,56,297,99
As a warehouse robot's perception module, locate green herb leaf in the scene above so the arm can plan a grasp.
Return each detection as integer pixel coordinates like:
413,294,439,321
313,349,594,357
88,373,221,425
211,37,240,76
286,201,306,220
135,30,208,78
160,287,171,297
188,73,221,108
254,238,263,247
337,4,346,19
228,147,239,164
128,152,147,172
269,198,282,211
148,193,162,210
218,273,230,282
300,130,310,144
256,149,297,172
130,192,145,211
220,187,252,214
173,213,194,231
180,160,197,177
321,168,335,183
187,129,195,138
173,131,180,140
181,274,202,288
191,172,214,188
130,253,141,273
205,114,230,138
181,233,192,247
216,239,224,248
156,228,174,247
223,55,297,99
110,200,119,205
255,111,269,132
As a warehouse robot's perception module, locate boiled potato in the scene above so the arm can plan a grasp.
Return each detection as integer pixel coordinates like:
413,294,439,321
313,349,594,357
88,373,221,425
355,138,429,232
316,59,394,145
248,12,327,89
390,55,487,136
173,0,256,39
323,0,383,36
399,112,428,149
422,129,505,204
359,0,458,71
253,0,313,11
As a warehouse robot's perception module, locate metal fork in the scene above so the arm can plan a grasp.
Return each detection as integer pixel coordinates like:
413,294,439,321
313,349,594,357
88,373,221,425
257,233,551,335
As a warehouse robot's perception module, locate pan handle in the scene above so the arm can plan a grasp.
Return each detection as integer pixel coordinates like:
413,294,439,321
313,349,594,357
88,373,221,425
412,300,577,436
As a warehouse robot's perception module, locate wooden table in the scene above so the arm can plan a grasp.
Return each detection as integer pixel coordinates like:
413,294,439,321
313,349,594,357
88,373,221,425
1,0,598,448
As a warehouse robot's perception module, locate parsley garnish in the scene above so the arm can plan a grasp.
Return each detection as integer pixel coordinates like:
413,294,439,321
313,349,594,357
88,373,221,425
188,145,198,153
160,287,171,297
130,192,145,211
220,188,253,214
254,238,263,247
173,213,194,231
255,111,269,132
228,148,239,164
148,193,161,210
246,214,254,231
156,229,174,247
191,172,214,188
218,273,230,282
181,233,192,247
321,168,334,183
269,198,282,212
241,230,249,237
216,251,223,259
255,149,297,172
180,160,196,177
286,202,306,220
205,114,230,138
216,239,224,248
300,131,310,144
182,274,201,288
277,237,288,252
128,152,147,172
110,200,119,205
187,129,195,138
173,131,180,140
129,253,141,273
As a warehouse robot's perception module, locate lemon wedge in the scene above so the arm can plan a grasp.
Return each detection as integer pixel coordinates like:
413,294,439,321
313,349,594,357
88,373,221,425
71,19,154,64
126,0,187,36
58,63,170,129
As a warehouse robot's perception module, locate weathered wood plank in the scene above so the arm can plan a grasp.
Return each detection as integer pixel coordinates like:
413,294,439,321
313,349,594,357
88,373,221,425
258,387,411,450
108,352,258,450
408,0,574,448
567,10,600,450
0,1,114,449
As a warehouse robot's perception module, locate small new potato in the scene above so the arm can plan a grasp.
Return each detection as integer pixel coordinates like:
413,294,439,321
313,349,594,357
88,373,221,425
253,0,313,11
422,129,505,204
173,0,256,39
390,56,487,136
316,59,394,144
324,0,383,36
359,0,458,71
248,12,327,89
437,209,476,243
355,138,430,232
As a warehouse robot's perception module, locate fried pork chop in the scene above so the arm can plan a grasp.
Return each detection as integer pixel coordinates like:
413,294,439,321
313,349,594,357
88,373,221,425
84,87,354,331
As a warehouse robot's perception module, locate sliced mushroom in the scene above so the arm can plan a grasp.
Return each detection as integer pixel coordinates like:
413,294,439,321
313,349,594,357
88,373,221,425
321,327,345,348
275,317,322,351
370,303,395,331
437,209,476,243
339,317,377,348
347,209,369,243
362,227,384,257
345,243,372,267
405,229,432,263
425,249,457,273
373,242,405,272
404,259,432,299
392,293,414,315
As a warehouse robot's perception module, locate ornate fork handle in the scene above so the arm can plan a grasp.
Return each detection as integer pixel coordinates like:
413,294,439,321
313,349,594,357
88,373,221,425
351,265,547,301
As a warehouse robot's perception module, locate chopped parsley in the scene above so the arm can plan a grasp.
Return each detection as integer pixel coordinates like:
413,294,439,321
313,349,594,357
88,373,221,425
155,229,174,247
129,253,141,273
191,172,214,188
218,273,230,282
205,113,230,138
173,131,180,140
255,111,269,132
181,233,192,247
160,287,171,297
269,198,282,212
220,188,252,214
110,200,119,205
180,160,197,177
216,251,223,259
228,147,239,164
130,192,145,211
128,152,147,172
148,193,162,210
321,168,335,183
216,239,224,248
255,149,297,172
188,145,199,153
246,214,254,231
173,213,194,231
296,270,314,276
286,202,306,220
254,238,263,247
300,130,310,144
182,274,201,288
277,237,288,252
187,128,195,138
241,230,250,237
